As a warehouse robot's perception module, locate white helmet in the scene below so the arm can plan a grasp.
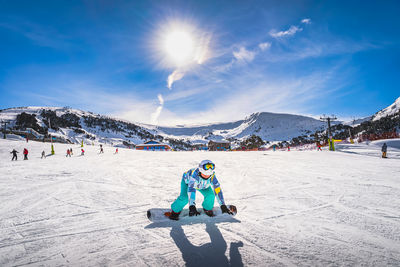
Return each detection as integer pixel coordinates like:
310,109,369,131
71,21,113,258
198,160,215,176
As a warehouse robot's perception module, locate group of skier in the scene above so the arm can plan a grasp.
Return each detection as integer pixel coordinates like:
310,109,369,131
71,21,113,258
9,144,121,160
10,148,29,160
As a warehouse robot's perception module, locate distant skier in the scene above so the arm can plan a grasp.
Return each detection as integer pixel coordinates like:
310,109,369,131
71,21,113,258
66,149,71,157
287,146,290,151
23,148,28,160
168,160,233,220
10,149,18,161
41,150,46,159
81,148,85,156
115,148,118,154
381,143,387,158
317,143,322,151
99,144,104,154
70,148,73,155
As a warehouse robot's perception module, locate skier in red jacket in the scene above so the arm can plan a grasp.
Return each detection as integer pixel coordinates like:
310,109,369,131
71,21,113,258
23,148,29,160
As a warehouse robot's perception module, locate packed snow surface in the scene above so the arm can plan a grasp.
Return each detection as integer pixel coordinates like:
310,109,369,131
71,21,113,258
1,139,400,266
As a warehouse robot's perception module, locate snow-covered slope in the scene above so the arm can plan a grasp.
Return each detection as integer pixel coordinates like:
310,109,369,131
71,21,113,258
157,121,243,143
372,97,400,121
223,112,326,140
1,138,400,266
343,116,372,126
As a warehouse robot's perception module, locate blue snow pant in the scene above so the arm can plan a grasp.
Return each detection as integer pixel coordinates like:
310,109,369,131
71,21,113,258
171,178,215,213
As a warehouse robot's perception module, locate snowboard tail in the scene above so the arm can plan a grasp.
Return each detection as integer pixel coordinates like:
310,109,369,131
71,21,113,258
147,205,237,222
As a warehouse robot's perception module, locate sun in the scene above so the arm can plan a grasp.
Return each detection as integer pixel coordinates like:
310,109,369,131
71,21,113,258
164,30,194,66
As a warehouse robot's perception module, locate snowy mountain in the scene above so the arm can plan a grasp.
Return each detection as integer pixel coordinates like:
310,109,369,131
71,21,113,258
343,116,372,126
158,112,328,143
2,98,398,148
0,107,332,146
0,106,191,149
372,96,400,121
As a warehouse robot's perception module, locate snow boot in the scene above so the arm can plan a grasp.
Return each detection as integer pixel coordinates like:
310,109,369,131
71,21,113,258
169,210,181,221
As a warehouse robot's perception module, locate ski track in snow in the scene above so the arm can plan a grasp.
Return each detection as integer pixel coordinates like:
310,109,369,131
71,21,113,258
1,139,400,266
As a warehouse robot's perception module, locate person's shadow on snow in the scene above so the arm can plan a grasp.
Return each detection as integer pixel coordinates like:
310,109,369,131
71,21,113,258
170,222,243,267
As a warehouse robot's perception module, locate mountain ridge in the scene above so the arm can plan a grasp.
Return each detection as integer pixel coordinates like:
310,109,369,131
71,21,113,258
1,96,399,148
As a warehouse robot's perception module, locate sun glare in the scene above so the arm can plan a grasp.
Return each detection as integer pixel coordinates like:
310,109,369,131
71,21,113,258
164,30,194,66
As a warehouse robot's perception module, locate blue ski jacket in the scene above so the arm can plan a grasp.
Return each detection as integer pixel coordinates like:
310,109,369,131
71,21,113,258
182,168,226,206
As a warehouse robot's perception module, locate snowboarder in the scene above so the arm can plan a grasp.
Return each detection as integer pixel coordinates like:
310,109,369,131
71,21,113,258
169,160,233,220
99,144,104,154
41,150,46,159
10,149,18,161
66,149,71,157
381,143,387,158
23,148,28,160
81,148,85,156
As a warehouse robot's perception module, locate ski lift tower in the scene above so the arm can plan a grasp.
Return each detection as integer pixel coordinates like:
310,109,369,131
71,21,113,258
349,117,355,144
1,120,9,139
320,114,337,151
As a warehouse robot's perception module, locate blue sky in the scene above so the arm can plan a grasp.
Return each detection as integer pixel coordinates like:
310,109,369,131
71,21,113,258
0,0,399,126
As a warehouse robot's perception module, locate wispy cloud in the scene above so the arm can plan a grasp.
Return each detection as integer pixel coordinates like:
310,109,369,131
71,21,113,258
214,41,270,72
134,61,351,126
258,42,271,51
0,18,72,49
233,46,256,62
270,25,302,38
151,94,164,124
194,33,212,64
167,70,185,89
262,39,378,63
3,72,162,124
269,18,311,38
2,58,355,127
207,69,344,121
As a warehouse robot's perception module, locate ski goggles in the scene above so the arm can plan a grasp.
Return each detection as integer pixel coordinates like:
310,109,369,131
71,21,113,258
202,162,215,170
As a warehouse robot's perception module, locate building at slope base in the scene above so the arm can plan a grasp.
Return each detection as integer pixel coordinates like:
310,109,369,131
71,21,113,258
135,140,171,151
208,140,231,151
